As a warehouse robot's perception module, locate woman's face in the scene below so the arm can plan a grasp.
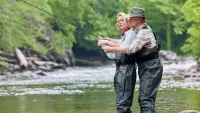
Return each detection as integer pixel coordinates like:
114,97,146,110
117,16,128,31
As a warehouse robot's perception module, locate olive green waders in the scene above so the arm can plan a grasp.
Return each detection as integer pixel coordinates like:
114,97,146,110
114,55,136,113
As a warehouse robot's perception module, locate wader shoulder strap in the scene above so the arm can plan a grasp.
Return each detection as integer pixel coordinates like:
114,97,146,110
141,26,161,49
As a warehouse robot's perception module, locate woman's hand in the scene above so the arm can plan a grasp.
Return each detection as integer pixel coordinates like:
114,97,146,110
97,40,108,47
96,36,110,41
97,36,103,41
97,36,105,41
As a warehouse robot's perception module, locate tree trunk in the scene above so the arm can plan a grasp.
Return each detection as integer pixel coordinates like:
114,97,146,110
166,14,171,50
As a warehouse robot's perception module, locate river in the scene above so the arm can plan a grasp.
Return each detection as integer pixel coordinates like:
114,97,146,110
0,62,200,113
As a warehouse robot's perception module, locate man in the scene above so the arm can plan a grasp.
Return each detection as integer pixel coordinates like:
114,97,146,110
102,8,163,113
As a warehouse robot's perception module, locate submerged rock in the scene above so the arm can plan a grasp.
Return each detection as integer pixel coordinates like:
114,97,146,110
180,110,200,113
36,71,47,76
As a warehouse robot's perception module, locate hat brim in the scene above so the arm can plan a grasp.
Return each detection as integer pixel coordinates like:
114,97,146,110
127,14,150,20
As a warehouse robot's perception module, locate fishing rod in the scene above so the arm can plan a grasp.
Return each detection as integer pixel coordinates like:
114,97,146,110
19,0,98,38
18,0,105,56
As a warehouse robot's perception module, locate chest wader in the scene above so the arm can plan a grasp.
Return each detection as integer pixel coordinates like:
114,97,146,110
136,26,163,113
114,54,136,113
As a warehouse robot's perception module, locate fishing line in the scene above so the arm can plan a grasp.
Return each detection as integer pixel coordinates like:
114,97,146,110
19,0,105,56
20,0,98,38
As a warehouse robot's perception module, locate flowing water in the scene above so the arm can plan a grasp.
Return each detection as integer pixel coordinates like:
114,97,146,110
0,64,200,113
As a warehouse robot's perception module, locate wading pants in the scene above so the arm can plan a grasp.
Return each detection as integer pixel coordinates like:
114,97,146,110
114,64,137,113
137,58,163,113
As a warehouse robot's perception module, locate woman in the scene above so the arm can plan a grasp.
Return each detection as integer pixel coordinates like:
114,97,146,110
97,12,136,113
102,8,163,113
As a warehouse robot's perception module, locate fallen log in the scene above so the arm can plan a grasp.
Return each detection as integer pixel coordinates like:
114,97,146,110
15,48,28,69
25,57,41,61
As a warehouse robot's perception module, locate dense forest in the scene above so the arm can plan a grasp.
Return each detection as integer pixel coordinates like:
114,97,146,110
0,0,199,60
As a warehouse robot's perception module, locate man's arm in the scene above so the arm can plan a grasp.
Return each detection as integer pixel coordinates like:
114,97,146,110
126,29,152,54
102,29,152,54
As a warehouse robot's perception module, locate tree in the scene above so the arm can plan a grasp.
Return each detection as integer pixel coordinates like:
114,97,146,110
118,0,187,51
180,0,200,58
0,0,52,53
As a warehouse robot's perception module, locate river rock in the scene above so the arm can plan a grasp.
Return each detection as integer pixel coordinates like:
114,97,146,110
46,51,56,62
33,61,58,66
36,71,47,76
65,49,76,66
162,50,200,80
38,65,52,72
0,71,11,76
159,50,177,61
180,110,200,113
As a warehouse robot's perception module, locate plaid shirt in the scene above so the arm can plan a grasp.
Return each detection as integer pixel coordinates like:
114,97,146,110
127,23,157,54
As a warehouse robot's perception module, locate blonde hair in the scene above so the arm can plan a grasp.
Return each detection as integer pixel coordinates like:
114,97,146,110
116,12,129,30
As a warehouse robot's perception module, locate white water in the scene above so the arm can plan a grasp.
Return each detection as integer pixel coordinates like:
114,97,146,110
0,60,199,96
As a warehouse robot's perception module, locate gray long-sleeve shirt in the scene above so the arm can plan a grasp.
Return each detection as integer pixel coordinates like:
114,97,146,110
106,29,136,59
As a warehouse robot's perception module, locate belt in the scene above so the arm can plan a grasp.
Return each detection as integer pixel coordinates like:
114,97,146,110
136,54,159,63
115,60,135,66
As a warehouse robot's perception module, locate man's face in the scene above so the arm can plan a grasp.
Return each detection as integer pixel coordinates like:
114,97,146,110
129,17,139,28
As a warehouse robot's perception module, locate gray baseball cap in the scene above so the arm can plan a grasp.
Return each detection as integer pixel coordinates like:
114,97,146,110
127,7,146,18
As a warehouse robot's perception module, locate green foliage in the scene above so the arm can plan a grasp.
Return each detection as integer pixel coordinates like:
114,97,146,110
180,0,200,58
117,0,187,51
0,0,199,57
0,0,51,53
0,61,9,69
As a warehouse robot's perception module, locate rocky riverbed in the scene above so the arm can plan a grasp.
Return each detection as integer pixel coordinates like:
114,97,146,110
160,50,200,81
1,50,200,82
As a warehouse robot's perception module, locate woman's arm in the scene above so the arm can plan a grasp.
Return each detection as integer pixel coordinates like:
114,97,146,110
97,37,121,44
97,40,120,47
102,46,127,53
105,37,121,44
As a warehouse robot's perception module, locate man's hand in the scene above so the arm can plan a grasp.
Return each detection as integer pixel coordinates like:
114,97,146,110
102,46,113,53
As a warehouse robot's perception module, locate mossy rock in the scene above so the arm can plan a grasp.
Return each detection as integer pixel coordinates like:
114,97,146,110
0,61,9,69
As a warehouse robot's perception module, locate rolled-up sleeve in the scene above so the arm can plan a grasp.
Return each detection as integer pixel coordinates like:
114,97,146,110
127,29,153,54
106,52,117,59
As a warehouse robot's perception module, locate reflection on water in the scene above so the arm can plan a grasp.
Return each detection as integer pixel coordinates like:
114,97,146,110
0,85,199,113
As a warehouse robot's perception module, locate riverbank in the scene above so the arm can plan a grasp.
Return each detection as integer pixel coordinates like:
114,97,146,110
0,63,200,89
1,49,200,82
